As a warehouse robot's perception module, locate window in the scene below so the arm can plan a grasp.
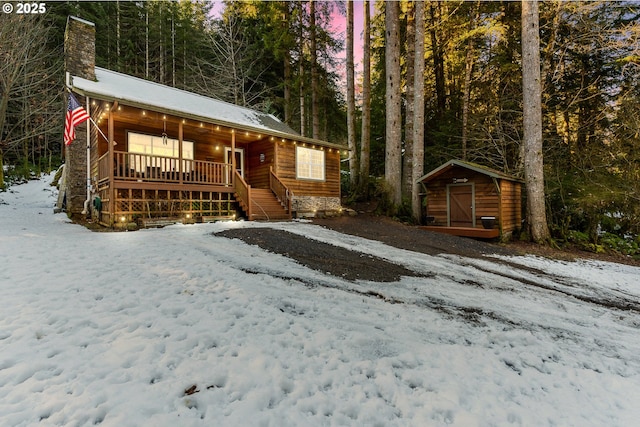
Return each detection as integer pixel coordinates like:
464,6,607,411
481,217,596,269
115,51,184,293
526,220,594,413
127,132,194,172
296,146,325,181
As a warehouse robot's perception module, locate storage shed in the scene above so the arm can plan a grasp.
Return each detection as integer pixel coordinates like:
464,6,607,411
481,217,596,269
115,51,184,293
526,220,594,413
417,159,523,239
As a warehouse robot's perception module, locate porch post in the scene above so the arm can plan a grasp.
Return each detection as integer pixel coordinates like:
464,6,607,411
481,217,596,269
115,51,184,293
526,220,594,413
178,120,183,184
108,103,115,225
85,96,91,208
273,138,279,174
231,130,236,185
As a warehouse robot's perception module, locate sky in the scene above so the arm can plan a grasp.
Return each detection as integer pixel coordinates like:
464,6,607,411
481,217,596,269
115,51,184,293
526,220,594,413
209,0,371,93
1,174,640,426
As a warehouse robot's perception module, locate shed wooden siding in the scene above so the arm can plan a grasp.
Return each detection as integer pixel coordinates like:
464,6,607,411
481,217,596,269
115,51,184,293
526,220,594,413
275,143,341,197
426,169,498,226
499,179,522,233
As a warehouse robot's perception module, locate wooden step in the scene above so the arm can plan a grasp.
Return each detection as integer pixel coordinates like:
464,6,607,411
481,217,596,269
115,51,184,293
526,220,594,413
235,188,290,221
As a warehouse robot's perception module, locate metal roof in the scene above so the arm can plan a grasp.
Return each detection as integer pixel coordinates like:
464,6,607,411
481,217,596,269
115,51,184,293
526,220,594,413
70,67,345,149
416,159,524,184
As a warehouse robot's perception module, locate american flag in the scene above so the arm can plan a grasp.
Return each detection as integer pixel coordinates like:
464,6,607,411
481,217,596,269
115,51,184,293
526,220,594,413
64,92,90,146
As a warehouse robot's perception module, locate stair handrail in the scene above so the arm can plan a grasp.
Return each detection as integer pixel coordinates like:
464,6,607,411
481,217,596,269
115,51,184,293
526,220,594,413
252,198,269,221
234,170,251,219
269,167,293,219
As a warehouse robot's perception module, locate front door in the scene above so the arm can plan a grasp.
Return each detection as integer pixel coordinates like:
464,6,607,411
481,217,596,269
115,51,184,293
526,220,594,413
448,184,474,227
225,147,245,178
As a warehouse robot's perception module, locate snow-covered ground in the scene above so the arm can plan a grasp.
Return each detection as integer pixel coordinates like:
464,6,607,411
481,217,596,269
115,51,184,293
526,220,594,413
1,175,639,427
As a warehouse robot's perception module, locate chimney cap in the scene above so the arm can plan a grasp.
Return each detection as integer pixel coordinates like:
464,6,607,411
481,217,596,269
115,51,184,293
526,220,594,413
67,15,95,27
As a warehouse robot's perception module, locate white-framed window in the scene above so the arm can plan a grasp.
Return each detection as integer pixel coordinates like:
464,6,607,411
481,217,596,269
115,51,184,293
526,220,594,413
127,131,194,172
296,146,325,181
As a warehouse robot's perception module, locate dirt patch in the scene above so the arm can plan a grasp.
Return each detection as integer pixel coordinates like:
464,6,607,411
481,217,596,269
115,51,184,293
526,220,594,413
314,213,640,267
217,227,424,282
312,214,516,258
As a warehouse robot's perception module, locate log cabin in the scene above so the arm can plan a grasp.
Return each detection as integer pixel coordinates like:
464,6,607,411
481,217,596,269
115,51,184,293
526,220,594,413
59,16,346,227
417,159,524,239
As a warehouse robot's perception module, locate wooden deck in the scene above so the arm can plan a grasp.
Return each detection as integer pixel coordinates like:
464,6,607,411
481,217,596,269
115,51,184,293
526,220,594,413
96,153,293,226
420,226,500,239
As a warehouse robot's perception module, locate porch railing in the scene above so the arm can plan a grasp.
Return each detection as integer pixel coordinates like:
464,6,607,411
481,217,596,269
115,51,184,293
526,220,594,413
100,151,232,186
233,170,251,218
270,167,293,217
98,152,110,185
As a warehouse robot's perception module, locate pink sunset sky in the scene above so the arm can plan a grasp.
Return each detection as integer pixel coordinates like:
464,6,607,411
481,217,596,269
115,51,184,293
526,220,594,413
210,0,372,96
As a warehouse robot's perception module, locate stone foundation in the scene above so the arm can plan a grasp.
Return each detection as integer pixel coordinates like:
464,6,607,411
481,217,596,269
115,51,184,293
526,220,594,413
293,196,342,218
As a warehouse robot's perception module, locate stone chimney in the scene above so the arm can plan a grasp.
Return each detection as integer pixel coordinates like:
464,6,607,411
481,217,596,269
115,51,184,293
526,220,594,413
64,16,95,81
62,16,95,216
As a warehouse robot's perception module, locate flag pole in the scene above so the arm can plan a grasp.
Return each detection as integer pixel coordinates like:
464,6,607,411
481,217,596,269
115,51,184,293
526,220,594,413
83,94,91,215
89,117,114,145
64,86,114,145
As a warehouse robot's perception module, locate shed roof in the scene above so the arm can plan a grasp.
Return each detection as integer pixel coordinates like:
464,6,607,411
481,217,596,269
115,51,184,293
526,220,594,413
69,67,345,149
417,159,524,184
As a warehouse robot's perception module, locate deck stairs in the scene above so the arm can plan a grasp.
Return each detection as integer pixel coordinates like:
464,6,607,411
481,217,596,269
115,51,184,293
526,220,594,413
236,188,290,221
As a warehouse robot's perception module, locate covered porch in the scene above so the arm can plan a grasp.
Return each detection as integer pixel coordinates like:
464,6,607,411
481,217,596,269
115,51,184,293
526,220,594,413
91,101,293,226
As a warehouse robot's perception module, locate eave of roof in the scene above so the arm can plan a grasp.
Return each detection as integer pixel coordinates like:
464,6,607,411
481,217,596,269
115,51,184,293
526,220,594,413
416,159,524,184
70,67,346,150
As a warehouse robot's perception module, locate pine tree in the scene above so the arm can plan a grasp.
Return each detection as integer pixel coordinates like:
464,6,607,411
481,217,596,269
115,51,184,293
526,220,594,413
385,0,402,208
522,0,551,243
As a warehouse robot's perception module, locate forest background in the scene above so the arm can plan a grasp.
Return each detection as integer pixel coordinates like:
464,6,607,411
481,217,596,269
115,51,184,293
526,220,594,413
0,0,639,256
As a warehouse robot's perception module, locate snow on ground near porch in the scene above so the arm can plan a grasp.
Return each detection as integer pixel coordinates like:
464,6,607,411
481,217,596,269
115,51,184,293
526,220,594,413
1,176,639,427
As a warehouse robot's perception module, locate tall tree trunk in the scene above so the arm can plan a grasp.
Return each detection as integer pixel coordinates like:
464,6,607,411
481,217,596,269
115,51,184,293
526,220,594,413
346,0,358,188
284,53,291,125
522,0,551,243
403,1,415,200
310,0,320,139
283,4,292,126
172,13,176,87
116,0,121,72
461,1,481,161
299,2,306,137
385,0,402,208
430,2,446,120
159,3,164,84
412,0,426,222
359,0,371,192
461,39,473,161
145,8,149,79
